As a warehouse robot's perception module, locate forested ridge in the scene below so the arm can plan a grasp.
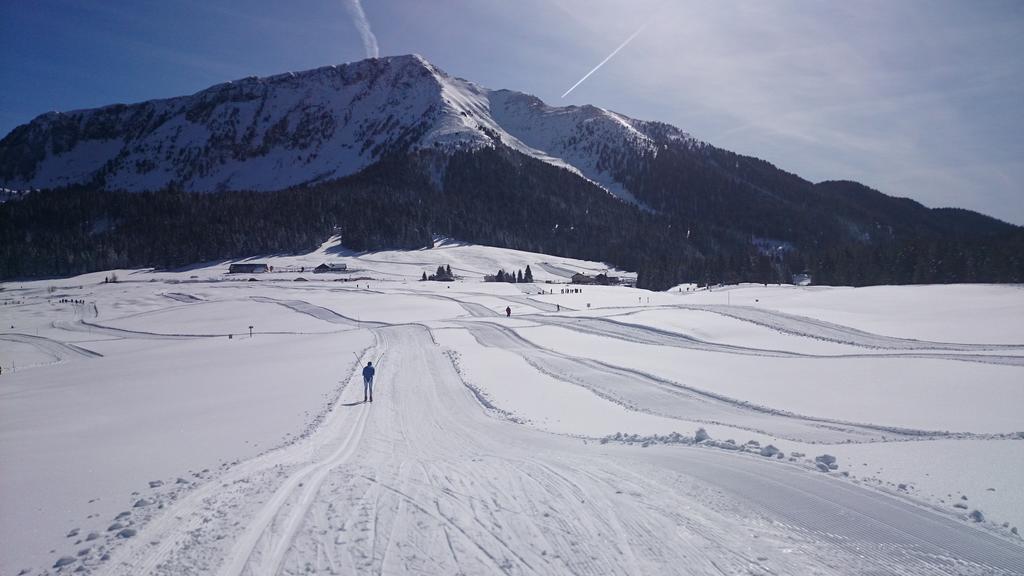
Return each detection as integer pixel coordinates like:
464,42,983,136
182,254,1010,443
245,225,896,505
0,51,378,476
2,146,1022,289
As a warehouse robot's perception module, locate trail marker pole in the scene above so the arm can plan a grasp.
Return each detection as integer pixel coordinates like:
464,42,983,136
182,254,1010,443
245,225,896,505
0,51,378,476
249,325,253,338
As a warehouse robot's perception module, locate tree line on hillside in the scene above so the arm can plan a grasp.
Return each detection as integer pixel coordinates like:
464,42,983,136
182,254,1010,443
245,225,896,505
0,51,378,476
2,147,1022,288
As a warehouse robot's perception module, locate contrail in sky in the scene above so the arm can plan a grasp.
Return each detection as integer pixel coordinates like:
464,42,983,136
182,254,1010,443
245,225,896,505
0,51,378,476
562,24,646,98
344,0,379,58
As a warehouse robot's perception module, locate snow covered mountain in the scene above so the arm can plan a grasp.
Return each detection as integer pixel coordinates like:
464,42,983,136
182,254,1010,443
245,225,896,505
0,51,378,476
0,54,686,205
3,54,1021,287
487,90,698,207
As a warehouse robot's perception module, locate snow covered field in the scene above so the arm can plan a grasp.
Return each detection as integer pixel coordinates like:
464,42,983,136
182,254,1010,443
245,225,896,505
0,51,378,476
1,239,1022,575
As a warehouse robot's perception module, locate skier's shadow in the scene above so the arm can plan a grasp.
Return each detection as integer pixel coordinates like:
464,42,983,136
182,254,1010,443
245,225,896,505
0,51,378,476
341,401,365,407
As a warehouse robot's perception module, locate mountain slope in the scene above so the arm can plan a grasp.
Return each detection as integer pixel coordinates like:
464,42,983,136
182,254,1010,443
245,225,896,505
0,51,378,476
0,55,659,206
2,55,468,192
487,90,698,207
1,54,1021,287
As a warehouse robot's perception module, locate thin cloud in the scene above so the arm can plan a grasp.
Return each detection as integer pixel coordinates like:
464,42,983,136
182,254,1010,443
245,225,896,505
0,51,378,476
344,0,379,58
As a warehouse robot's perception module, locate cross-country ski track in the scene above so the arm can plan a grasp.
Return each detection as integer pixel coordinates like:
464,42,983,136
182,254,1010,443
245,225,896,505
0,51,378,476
94,321,1024,576
4,265,1023,576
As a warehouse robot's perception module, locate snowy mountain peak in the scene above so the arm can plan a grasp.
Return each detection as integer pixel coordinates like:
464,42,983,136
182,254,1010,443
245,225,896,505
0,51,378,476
0,54,696,205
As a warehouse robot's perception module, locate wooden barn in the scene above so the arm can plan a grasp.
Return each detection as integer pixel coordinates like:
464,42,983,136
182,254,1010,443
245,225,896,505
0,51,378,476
228,263,269,274
314,263,348,273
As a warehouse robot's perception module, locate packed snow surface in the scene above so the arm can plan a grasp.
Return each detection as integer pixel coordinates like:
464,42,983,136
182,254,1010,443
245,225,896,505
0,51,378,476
2,239,1023,575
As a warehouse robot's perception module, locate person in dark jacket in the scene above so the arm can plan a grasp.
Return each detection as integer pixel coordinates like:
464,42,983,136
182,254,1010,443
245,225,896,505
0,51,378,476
505,306,511,318
362,361,376,402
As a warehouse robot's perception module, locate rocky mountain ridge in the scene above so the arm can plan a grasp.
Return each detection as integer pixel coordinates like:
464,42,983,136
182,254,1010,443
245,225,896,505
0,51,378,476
1,54,689,206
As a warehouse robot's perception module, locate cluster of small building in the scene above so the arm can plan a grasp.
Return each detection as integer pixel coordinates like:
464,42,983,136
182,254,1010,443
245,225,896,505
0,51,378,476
570,272,623,286
227,262,347,274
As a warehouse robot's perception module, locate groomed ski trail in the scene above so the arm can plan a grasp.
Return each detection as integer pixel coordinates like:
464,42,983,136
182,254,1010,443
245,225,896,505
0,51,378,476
217,385,372,576
93,323,1024,576
525,313,1024,366
456,320,940,442
671,304,1024,352
96,340,383,576
0,332,102,360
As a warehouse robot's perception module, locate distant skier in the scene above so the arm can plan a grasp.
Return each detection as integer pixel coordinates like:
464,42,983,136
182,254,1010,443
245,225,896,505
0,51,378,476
505,306,511,318
362,361,376,403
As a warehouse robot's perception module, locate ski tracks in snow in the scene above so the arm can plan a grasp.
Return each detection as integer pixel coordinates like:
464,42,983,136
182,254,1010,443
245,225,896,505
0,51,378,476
251,296,387,328
275,325,827,575
673,304,1024,353
98,342,382,576
0,332,102,360
527,311,1024,367
218,391,372,576
94,323,1024,575
457,320,930,443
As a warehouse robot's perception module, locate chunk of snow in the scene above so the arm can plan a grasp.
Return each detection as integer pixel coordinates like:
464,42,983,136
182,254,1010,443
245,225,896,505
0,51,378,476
815,454,837,467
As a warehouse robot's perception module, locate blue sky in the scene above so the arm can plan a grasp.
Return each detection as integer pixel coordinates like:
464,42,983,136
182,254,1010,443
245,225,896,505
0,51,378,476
2,0,1022,224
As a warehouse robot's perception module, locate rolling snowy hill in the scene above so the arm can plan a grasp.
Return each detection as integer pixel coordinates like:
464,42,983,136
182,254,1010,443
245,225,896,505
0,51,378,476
2,240,1023,575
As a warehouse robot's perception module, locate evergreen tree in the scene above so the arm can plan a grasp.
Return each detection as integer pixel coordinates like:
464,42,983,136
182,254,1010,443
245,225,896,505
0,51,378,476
524,265,533,283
